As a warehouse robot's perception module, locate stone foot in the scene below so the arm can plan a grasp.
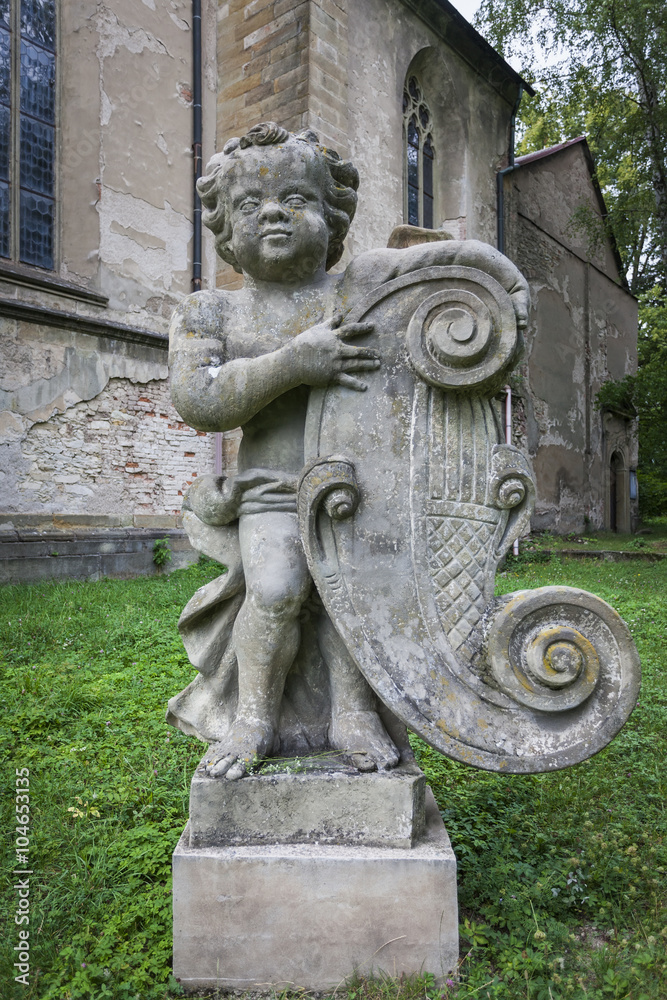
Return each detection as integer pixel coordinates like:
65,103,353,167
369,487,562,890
329,710,400,772
204,717,276,780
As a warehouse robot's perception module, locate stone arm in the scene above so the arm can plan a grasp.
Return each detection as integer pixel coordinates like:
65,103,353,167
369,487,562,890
169,291,377,433
341,239,530,328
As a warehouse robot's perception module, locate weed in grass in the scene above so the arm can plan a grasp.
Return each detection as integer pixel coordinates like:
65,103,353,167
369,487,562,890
1,558,665,999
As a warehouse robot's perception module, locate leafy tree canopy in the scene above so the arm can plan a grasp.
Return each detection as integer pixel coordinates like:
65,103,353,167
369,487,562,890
476,1,667,512
475,0,667,295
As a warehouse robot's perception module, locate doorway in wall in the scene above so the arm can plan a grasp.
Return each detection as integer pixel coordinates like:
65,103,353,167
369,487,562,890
610,451,623,532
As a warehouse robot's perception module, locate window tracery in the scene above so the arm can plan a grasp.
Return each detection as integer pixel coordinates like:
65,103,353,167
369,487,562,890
403,76,434,229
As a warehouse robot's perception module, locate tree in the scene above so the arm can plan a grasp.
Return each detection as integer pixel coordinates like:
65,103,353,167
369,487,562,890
475,0,667,295
476,0,667,514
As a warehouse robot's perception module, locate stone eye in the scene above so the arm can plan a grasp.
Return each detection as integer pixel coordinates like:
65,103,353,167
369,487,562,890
239,199,259,214
285,195,306,208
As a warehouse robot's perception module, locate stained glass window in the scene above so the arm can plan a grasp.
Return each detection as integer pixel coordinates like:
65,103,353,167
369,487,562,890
402,77,435,229
0,0,56,269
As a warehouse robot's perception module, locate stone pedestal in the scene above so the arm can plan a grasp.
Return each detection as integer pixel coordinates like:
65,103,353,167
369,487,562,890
173,759,458,992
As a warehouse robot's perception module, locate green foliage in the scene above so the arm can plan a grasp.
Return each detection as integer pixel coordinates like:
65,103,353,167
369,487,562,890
152,537,172,568
413,556,667,998
1,558,666,999
0,562,223,1000
638,472,667,518
594,287,667,511
476,0,667,295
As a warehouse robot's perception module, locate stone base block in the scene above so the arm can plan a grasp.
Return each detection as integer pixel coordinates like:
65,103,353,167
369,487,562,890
189,757,426,849
173,790,458,991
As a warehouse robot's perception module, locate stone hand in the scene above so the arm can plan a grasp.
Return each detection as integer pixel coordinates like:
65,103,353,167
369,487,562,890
290,312,379,391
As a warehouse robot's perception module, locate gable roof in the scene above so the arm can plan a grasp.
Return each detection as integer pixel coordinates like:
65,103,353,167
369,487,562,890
400,0,535,104
515,136,628,289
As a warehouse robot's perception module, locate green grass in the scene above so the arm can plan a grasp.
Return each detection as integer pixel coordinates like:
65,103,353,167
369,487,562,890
1,557,665,999
522,516,667,555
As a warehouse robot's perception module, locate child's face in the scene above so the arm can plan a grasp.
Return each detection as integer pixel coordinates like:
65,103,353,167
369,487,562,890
226,143,330,284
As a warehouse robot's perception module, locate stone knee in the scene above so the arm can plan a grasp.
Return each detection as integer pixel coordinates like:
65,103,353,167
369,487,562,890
244,565,311,622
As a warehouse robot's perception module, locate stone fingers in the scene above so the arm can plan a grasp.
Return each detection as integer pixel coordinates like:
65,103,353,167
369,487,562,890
338,344,379,359
336,373,368,391
336,322,374,339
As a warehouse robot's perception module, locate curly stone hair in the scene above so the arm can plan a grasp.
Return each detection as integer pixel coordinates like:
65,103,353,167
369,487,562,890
197,122,359,272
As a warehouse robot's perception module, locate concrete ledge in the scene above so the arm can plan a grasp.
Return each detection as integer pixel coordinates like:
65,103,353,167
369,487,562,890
173,789,458,991
0,512,184,531
189,758,426,849
542,548,667,562
0,526,197,584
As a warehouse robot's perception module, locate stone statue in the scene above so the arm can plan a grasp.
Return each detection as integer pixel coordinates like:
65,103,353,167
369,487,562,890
167,121,640,782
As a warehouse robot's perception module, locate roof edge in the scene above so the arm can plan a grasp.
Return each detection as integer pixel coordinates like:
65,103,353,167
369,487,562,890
400,0,535,104
513,136,629,292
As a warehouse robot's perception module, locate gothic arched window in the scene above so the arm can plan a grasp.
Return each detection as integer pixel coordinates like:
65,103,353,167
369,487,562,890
403,77,434,229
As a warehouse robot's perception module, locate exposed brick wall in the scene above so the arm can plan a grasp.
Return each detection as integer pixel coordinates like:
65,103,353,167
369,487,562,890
15,378,212,516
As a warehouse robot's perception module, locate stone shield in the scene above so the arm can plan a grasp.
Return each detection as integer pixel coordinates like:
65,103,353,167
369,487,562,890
298,266,640,772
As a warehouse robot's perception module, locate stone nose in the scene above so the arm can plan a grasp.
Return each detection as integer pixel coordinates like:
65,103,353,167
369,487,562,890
258,199,289,222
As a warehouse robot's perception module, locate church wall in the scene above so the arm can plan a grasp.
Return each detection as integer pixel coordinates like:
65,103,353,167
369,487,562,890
504,145,638,533
214,0,516,274
0,1,218,535
331,0,513,254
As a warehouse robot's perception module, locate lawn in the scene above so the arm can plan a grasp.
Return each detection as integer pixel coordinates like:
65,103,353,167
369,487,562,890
1,555,665,1000
522,517,667,556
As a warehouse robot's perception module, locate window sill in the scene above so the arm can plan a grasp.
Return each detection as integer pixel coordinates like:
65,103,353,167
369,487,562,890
0,260,109,307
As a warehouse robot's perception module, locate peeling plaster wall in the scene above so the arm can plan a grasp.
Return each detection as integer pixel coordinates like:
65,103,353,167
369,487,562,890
506,145,638,533
0,321,211,515
344,0,512,256
1,1,219,522
12,376,210,516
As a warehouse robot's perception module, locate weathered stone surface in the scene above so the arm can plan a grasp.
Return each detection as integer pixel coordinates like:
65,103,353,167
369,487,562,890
188,756,426,848
167,121,640,781
173,789,458,990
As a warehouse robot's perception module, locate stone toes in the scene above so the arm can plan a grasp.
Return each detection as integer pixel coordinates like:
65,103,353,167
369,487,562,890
208,755,235,778
224,760,247,781
350,752,377,772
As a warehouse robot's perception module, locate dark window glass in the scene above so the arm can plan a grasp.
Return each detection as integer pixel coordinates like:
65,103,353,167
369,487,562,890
19,187,52,267
20,115,53,194
404,79,436,230
0,24,10,102
407,117,419,226
0,179,9,256
0,104,9,180
20,0,55,48
423,134,434,229
20,39,54,121
0,14,9,258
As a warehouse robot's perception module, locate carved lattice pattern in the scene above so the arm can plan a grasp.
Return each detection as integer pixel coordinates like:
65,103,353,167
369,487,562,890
427,515,496,650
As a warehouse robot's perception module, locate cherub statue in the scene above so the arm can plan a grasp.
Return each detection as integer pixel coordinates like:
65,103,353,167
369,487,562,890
167,121,530,780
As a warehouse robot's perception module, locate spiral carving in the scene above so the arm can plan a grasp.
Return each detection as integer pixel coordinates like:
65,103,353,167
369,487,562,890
298,455,360,540
323,485,359,520
406,268,518,391
496,476,526,509
485,587,636,713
